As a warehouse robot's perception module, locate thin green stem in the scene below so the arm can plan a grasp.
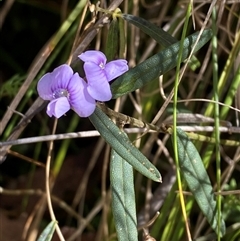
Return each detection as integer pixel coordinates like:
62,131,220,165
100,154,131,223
212,6,221,240
173,2,192,241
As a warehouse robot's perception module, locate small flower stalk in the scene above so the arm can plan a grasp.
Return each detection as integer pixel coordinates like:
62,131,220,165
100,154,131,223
37,50,128,118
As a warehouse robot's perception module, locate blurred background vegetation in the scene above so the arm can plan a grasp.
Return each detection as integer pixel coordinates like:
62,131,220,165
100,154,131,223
0,0,240,240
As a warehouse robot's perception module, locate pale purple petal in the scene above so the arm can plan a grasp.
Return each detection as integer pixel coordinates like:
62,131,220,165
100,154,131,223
46,97,70,118
104,60,129,82
68,73,96,117
78,50,107,65
50,64,73,91
37,64,73,100
37,72,54,100
87,81,112,101
83,62,112,101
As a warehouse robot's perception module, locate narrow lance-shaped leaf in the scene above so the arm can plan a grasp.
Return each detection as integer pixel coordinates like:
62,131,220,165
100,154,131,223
118,14,126,58
105,17,119,61
121,13,200,70
173,128,226,236
111,30,212,98
37,221,57,241
110,149,138,241
89,106,161,182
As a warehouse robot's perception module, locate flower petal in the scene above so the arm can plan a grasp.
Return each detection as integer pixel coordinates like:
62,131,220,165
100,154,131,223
78,50,107,65
83,62,112,101
37,72,54,100
87,81,112,101
104,59,129,82
68,73,96,117
37,64,73,100
50,64,73,91
46,97,70,118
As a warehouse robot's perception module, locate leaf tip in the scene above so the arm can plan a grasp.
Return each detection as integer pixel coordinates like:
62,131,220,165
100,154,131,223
156,175,162,183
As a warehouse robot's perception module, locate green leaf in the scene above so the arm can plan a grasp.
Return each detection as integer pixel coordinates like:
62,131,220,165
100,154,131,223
173,128,226,236
111,29,212,98
89,106,161,182
121,14,200,70
110,149,138,241
122,14,176,46
105,17,119,61
37,221,57,241
118,15,126,58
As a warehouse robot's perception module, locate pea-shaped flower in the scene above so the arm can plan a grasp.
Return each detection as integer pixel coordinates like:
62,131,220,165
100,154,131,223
37,51,129,118
79,50,129,101
37,64,96,118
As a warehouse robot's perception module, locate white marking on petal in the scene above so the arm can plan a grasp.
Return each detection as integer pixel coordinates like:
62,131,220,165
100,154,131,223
99,62,105,69
53,89,69,99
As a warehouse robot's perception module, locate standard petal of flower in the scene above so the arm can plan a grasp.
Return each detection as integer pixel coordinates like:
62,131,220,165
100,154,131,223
37,73,54,100
83,62,112,101
78,50,107,65
46,97,70,118
104,60,129,82
68,73,96,117
50,64,73,91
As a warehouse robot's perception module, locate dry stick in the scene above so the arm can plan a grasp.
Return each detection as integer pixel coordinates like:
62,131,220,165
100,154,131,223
65,140,108,237
1,118,240,148
23,196,47,241
71,138,105,221
108,209,160,240
163,113,232,127
20,117,65,240
45,118,65,241
0,0,15,28
67,1,89,65
141,212,160,241
71,0,124,64
0,0,124,162
0,98,46,162
98,103,160,131
68,199,104,241
7,149,46,168
0,129,145,147
0,44,52,136
97,104,240,135
1,125,240,147
177,98,240,114
138,135,175,228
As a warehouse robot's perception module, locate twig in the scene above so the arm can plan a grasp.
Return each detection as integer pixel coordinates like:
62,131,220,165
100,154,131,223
1,126,240,147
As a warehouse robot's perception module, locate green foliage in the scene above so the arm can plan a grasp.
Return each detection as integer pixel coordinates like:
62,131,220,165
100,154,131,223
89,106,161,182
0,74,26,98
1,1,240,241
105,17,119,61
121,14,200,70
222,179,240,222
110,149,138,241
173,128,226,236
111,30,212,98
37,221,57,241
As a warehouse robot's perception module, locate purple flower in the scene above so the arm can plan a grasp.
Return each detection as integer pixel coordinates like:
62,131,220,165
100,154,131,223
79,50,129,101
37,64,96,118
37,51,128,118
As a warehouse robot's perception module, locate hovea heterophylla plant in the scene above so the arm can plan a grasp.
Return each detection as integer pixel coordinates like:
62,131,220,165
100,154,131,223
36,11,223,241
